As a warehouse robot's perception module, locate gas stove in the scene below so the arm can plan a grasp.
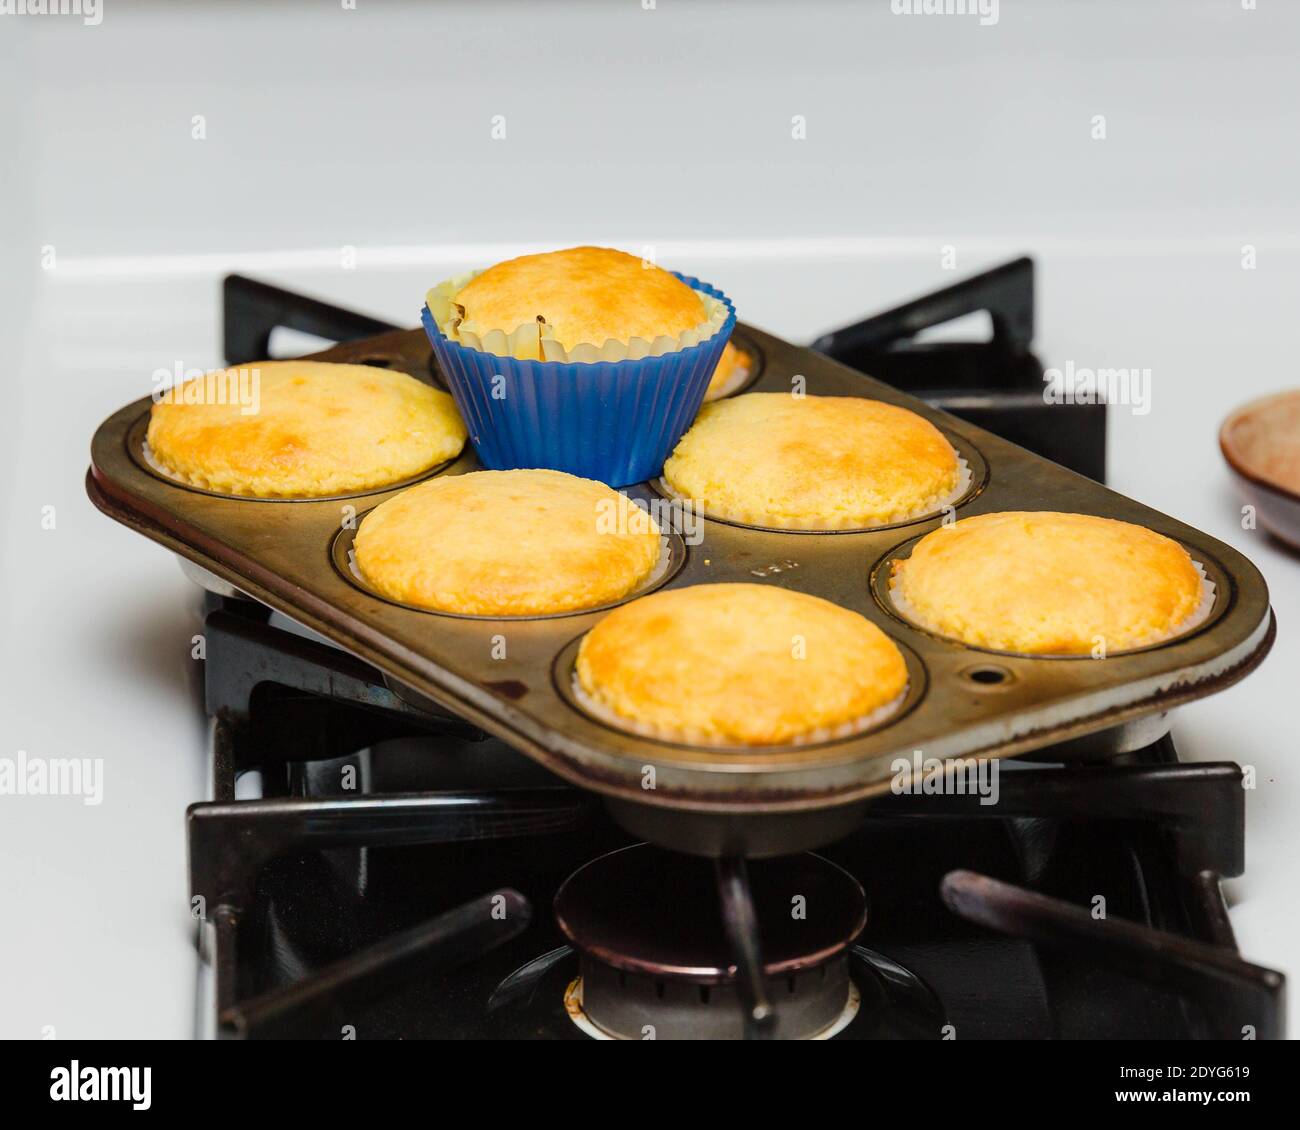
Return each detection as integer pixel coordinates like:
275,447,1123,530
182,265,1285,1040
193,600,1284,1041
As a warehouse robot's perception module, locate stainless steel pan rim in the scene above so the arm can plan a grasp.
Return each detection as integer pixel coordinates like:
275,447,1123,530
870,534,1233,661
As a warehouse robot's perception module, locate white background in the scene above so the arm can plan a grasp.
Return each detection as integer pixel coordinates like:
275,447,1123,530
0,0,1297,1038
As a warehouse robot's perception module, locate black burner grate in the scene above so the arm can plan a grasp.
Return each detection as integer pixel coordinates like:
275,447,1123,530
183,269,1283,1040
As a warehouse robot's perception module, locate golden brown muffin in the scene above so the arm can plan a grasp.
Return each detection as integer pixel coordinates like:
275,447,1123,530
353,469,663,616
575,583,908,746
890,511,1210,655
147,361,466,498
663,393,963,528
703,340,751,401
451,246,707,354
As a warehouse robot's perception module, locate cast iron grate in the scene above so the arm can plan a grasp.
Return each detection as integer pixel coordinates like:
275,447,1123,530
185,268,1281,1039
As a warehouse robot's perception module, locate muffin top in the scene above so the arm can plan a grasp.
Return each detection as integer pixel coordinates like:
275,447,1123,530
450,246,707,353
663,393,962,528
890,511,1208,655
146,361,466,498
575,583,908,746
353,469,662,616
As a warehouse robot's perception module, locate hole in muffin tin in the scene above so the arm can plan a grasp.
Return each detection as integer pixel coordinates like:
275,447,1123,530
351,354,402,369
871,534,1232,660
126,411,460,503
963,664,1013,688
550,631,927,756
651,428,988,535
331,517,687,622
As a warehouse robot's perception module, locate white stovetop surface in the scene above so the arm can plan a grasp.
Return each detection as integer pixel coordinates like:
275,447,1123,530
1,0,1298,1038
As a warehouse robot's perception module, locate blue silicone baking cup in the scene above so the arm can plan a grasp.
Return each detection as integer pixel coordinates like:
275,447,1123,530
421,273,736,488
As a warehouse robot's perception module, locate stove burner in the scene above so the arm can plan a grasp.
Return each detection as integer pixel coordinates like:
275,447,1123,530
488,940,946,1040
554,844,868,1040
562,973,863,1041
177,275,1285,1040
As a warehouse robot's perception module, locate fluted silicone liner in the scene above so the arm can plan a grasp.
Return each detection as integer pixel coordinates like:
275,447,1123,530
421,274,736,487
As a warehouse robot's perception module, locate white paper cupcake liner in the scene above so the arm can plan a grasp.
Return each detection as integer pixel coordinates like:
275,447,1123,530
142,436,442,500
140,438,261,495
888,559,1216,656
426,270,729,363
657,455,971,532
570,675,908,749
347,533,674,618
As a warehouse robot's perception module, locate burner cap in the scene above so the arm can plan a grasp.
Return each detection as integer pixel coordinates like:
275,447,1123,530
555,844,866,979
554,844,867,1039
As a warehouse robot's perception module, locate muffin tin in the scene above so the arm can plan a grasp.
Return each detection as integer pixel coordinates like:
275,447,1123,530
86,321,1275,857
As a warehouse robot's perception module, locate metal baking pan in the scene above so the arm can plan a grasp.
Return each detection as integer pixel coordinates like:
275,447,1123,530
86,321,1275,856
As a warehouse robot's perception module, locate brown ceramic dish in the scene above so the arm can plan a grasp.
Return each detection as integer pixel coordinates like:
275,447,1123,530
1220,390,1300,551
